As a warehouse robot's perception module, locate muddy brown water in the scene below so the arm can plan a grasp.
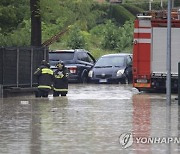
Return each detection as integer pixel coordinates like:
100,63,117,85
0,84,180,154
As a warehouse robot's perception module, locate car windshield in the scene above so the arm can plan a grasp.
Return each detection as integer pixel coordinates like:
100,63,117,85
95,56,125,67
49,52,74,61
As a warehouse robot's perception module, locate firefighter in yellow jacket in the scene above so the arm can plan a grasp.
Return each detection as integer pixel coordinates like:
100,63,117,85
34,60,54,97
53,61,69,97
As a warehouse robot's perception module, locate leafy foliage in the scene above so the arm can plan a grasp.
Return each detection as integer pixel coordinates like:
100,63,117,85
102,20,119,50
0,20,31,46
67,26,85,49
122,4,144,15
109,5,135,26
116,20,134,52
0,0,143,57
0,0,29,33
102,20,133,52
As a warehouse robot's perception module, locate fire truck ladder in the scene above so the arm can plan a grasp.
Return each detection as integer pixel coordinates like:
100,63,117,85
41,27,70,47
145,9,180,19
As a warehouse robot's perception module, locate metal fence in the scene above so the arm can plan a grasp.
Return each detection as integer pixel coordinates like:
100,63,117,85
0,47,49,88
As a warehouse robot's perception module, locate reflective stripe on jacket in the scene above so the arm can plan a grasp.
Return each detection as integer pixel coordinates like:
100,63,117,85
53,68,69,91
42,68,54,75
38,85,52,89
55,74,64,79
53,88,68,92
34,65,54,90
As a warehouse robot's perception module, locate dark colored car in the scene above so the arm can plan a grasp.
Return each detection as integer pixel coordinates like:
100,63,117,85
88,53,133,84
49,49,96,83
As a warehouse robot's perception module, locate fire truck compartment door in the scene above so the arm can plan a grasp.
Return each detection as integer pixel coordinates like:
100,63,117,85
152,27,180,75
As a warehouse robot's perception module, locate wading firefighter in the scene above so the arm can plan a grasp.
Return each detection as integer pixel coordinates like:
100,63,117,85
34,60,54,97
53,61,69,97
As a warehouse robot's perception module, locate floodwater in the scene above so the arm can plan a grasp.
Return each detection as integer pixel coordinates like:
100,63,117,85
0,84,180,154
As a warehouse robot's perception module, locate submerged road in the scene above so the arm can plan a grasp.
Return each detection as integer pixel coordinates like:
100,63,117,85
0,84,180,154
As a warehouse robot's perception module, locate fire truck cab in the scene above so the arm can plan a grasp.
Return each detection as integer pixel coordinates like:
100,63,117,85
133,9,180,92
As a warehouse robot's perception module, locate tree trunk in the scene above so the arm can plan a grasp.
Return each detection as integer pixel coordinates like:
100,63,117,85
30,0,41,46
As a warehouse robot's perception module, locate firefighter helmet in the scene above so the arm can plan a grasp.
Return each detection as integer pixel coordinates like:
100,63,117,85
56,61,64,69
41,60,47,65
41,60,50,68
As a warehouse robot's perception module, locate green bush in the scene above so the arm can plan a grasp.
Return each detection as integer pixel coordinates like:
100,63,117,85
67,26,85,49
110,5,135,25
102,20,119,50
122,4,144,16
0,20,30,46
116,20,134,52
90,24,106,36
101,20,133,52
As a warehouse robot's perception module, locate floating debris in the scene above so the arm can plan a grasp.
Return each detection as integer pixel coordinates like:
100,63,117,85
20,101,29,105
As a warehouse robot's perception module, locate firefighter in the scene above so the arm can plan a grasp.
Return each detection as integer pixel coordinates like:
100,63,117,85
53,61,69,97
34,60,54,97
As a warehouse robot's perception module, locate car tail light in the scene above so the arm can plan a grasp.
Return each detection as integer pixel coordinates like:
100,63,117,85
68,66,77,74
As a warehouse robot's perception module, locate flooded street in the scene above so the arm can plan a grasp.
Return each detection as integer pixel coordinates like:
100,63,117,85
0,84,180,154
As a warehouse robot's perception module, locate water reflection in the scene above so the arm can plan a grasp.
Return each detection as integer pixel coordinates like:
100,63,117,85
132,93,180,154
31,97,69,154
132,94,151,154
0,84,180,154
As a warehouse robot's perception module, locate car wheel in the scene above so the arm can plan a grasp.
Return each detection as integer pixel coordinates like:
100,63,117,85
121,77,129,84
81,75,88,83
80,71,88,83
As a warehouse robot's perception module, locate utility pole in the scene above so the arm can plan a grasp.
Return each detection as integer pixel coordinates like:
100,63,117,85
166,0,172,105
30,0,42,46
149,0,152,11
149,0,153,11
161,0,163,8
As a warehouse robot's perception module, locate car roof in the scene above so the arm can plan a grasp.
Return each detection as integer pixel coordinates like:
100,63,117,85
101,53,132,58
49,49,88,53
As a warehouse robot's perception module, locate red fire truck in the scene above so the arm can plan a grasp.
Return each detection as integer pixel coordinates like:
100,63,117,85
132,10,180,92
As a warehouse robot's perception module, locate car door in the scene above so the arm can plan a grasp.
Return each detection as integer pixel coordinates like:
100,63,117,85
77,52,94,69
125,55,133,82
76,52,95,82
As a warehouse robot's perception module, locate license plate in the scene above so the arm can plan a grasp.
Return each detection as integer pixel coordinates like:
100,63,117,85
99,79,107,83
137,79,147,83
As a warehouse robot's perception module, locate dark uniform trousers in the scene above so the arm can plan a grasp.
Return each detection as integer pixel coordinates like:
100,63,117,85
53,68,68,97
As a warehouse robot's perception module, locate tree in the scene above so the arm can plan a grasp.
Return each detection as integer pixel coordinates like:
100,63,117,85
102,20,133,51
174,0,180,7
0,0,29,33
102,20,119,50
67,26,85,49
